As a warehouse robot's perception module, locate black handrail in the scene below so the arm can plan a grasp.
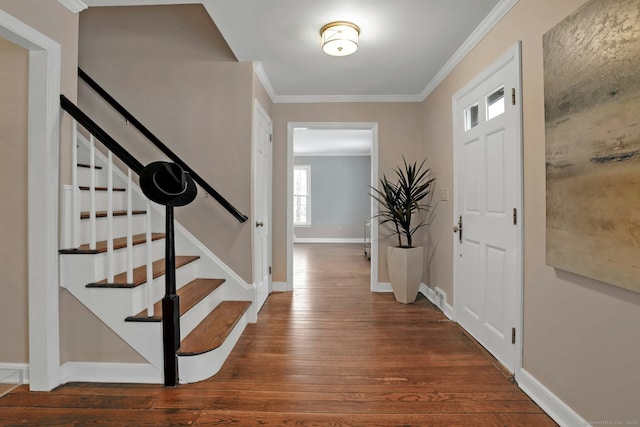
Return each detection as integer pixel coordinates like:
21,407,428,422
78,67,248,223
60,95,144,174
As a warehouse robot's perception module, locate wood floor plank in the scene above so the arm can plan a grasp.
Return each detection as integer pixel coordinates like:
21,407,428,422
0,243,558,426
194,411,506,426
0,408,200,426
0,392,157,409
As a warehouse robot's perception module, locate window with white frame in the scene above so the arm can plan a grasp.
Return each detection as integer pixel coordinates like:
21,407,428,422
293,165,311,226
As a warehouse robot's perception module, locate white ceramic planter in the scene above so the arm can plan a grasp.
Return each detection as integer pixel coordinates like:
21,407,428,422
387,246,424,304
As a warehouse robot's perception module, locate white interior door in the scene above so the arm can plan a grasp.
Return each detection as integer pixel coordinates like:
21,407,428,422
453,43,523,373
253,101,272,311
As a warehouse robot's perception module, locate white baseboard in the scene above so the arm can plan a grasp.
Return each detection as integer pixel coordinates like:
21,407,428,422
421,283,437,302
0,363,28,385
518,369,588,427
376,283,453,319
374,282,393,293
420,284,455,320
294,238,363,244
271,281,289,292
60,362,162,384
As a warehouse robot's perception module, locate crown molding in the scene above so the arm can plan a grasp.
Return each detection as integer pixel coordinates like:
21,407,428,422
254,61,422,103
252,62,277,103
57,0,88,13
274,94,423,104
419,0,519,101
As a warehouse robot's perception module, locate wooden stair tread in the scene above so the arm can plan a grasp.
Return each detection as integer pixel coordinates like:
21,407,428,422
125,278,225,322
80,210,146,219
177,301,251,356
79,186,126,192
77,163,102,169
87,255,199,288
60,233,164,254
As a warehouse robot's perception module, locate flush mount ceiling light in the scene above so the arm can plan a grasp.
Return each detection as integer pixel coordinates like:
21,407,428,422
320,21,360,56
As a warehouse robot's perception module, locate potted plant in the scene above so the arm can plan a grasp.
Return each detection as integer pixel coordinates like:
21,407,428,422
370,157,435,303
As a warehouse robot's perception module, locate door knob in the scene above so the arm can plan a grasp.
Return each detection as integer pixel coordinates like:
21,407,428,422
454,215,463,243
256,221,264,227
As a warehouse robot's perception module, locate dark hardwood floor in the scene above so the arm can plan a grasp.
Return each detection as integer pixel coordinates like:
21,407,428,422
0,243,557,426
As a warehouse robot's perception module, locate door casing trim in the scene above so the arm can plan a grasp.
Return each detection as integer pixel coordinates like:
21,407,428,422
0,9,62,391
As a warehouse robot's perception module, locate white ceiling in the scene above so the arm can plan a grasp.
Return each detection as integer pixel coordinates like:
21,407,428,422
293,128,372,156
82,0,514,102
81,0,514,154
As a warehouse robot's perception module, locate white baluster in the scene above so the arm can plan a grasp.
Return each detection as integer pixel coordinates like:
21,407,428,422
126,168,133,283
107,151,115,283
89,135,97,250
145,200,154,317
71,120,80,248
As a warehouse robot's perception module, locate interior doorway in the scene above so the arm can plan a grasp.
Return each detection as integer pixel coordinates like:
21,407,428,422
286,123,378,292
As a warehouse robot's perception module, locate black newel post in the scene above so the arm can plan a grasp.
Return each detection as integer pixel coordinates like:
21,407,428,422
140,161,197,387
162,205,180,386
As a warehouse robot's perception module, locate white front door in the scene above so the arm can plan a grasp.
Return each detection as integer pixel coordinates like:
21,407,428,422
253,101,272,311
453,43,523,373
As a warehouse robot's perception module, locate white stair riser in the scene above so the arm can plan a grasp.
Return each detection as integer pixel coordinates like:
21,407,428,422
77,167,110,188
61,252,198,292
79,215,151,243
79,190,130,213
79,240,165,281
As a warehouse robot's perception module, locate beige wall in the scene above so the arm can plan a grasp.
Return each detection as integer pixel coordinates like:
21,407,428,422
3,3,637,419
0,0,79,183
0,0,80,364
271,102,425,283
78,5,254,284
421,0,640,421
0,37,29,363
60,294,145,363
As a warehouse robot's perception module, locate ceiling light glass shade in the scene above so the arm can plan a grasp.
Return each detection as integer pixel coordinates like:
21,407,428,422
320,21,360,56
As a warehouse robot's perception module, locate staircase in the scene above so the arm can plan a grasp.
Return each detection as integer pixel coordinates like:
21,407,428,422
59,115,254,385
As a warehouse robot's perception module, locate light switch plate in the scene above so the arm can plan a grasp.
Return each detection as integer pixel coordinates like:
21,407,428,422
439,187,449,201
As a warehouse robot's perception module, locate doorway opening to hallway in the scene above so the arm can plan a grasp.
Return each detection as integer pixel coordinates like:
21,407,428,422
286,123,378,292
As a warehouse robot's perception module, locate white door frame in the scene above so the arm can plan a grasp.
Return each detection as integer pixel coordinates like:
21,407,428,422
252,99,273,310
452,42,524,380
0,10,62,390
286,122,379,292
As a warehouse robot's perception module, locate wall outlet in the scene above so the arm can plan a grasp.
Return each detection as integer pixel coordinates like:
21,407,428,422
434,289,444,309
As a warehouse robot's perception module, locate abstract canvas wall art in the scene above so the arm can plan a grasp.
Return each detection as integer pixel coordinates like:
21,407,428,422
544,0,640,293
